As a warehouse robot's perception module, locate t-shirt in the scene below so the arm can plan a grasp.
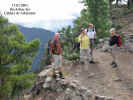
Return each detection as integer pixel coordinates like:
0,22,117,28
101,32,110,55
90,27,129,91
85,28,96,39
78,34,90,49
109,35,119,46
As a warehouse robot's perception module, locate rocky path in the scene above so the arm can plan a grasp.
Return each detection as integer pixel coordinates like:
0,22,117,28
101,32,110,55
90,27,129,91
26,50,133,100
65,50,133,100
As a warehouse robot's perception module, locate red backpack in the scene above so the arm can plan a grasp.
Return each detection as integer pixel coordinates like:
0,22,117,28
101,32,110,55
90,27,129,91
117,35,122,47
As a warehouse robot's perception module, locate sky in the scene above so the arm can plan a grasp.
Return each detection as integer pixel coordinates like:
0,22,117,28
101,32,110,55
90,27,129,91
0,0,83,31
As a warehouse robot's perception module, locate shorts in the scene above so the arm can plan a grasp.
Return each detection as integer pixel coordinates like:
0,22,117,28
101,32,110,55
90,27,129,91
90,39,95,49
108,46,120,52
108,46,120,62
80,49,88,62
52,55,62,69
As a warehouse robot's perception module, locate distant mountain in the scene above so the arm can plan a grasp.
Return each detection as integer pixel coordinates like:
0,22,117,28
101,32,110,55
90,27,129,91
15,19,74,32
18,25,54,70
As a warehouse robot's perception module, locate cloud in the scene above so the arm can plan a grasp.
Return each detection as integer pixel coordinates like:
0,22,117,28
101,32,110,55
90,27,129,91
15,19,74,32
0,0,83,30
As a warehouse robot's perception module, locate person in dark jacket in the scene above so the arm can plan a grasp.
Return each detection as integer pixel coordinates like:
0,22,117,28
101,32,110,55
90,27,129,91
109,28,119,68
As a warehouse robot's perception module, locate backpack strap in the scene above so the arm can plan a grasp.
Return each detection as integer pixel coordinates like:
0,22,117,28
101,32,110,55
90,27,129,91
53,40,57,48
86,28,89,32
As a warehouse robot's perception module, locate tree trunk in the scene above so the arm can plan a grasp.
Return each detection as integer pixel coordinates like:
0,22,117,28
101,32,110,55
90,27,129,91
109,0,113,20
128,0,133,9
116,0,122,7
116,0,119,7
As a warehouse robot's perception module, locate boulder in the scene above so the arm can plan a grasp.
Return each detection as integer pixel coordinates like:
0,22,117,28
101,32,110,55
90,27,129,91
38,68,52,78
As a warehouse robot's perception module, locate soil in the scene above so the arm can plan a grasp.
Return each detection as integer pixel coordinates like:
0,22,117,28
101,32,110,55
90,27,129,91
64,50,133,100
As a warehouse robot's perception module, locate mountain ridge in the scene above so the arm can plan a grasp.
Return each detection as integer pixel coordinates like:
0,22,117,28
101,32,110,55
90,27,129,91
16,24,54,70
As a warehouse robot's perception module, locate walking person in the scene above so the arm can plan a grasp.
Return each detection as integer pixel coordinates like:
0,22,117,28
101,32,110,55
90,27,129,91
78,28,90,64
109,28,122,68
85,24,96,64
50,33,64,79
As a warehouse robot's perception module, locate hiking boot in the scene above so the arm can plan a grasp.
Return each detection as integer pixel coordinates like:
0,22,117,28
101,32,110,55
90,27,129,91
56,77,60,81
110,61,115,65
89,60,96,64
52,74,57,79
112,63,118,68
59,72,65,79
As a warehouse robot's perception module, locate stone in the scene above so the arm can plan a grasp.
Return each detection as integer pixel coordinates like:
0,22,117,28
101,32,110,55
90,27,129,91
38,68,52,78
77,87,92,100
60,79,69,86
75,73,79,77
45,76,52,83
64,88,73,100
44,65,52,69
69,82,77,89
99,39,104,43
68,80,80,89
113,77,122,82
102,44,110,52
72,80,79,85
95,95,105,100
106,97,114,100
79,86,87,93
65,88,71,94
88,73,95,78
24,94,31,100
56,87,64,92
50,80,60,90
87,91,93,99
72,96,82,100
43,83,50,89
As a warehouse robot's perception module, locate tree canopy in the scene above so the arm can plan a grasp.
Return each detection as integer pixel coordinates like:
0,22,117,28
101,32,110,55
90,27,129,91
0,16,40,99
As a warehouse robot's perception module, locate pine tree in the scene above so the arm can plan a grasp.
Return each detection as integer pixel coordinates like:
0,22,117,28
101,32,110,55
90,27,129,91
58,26,79,61
82,0,111,38
73,9,89,31
0,16,40,99
128,0,133,9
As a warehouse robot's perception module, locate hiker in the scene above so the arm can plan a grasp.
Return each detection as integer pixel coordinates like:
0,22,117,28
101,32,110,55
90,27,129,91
85,24,96,63
50,33,64,79
78,28,90,64
109,28,122,68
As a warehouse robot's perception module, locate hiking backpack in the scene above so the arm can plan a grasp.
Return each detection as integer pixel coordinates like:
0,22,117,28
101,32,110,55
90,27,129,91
117,35,122,47
46,39,56,56
50,39,59,54
86,28,96,33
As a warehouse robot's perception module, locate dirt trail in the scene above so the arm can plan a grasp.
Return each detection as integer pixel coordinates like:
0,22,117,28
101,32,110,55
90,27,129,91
65,50,133,100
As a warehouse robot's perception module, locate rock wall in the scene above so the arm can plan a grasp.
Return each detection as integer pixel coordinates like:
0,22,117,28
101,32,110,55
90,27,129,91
24,66,114,100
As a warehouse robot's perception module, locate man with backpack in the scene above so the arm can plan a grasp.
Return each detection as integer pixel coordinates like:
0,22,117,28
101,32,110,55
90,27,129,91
109,28,122,68
50,33,64,79
85,24,96,64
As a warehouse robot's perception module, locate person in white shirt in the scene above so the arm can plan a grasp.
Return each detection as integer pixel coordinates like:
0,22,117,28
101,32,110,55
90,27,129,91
85,24,96,63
